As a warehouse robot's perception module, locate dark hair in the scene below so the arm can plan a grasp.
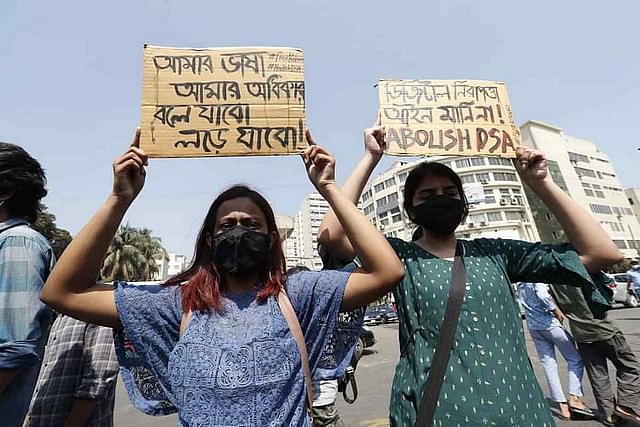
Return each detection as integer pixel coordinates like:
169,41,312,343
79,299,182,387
402,162,469,241
0,142,47,223
166,185,286,312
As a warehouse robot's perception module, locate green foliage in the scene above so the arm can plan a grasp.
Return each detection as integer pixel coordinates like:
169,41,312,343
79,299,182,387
32,203,72,258
101,224,167,282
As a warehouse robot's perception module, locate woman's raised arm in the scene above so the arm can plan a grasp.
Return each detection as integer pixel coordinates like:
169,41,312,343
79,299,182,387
41,129,148,328
302,130,403,311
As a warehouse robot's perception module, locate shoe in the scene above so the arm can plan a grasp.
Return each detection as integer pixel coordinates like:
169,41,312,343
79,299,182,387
569,406,596,420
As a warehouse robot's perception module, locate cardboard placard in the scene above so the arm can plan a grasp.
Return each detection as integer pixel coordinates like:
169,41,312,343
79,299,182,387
378,79,520,158
140,45,307,158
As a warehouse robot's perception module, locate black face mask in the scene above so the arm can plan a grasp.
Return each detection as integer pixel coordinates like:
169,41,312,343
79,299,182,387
212,225,270,275
412,195,465,236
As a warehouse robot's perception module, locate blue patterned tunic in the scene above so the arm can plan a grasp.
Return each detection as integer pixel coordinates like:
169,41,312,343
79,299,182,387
113,270,362,426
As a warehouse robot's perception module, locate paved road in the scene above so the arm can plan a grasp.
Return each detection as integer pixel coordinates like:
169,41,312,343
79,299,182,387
114,305,640,426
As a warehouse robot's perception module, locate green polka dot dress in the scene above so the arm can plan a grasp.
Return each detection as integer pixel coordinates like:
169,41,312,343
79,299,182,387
387,238,593,427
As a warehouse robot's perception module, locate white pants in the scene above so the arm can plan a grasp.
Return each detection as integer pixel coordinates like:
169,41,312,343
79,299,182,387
530,326,584,402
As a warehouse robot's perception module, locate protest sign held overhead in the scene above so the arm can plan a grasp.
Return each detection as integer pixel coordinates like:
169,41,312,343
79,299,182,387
378,79,520,158
140,45,308,158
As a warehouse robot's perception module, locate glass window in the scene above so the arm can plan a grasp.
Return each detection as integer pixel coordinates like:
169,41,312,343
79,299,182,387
476,172,491,182
374,182,385,192
384,178,395,188
505,211,521,221
487,212,502,222
392,214,402,223
455,159,471,168
589,204,613,215
470,158,485,166
568,152,590,163
574,167,596,178
469,213,485,223
460,174,475,184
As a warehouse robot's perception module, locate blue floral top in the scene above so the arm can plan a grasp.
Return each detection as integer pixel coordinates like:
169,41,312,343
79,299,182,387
113,270,362,426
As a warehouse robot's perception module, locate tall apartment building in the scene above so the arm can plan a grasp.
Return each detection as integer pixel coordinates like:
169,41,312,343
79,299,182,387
361,156,540,242
521,120,639,259
626,188,640,227
285,193,330,270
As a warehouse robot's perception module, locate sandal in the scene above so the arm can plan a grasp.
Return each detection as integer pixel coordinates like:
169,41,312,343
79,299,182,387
615,405,640,425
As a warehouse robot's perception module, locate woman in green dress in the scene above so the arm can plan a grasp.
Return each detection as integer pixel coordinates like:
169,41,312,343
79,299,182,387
318,119,623,426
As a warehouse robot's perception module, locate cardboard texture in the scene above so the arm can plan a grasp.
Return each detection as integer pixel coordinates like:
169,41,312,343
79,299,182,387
378,79,520,158
141,45,307,158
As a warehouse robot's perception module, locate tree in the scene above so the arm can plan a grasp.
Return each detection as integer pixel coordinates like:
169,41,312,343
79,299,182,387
100,224,167,282
33,204,72,258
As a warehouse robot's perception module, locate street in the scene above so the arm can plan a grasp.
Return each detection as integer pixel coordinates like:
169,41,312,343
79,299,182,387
114,305,640,426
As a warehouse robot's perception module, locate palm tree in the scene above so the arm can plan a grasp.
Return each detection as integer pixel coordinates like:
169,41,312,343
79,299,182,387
101,224,167,281
134,227,168,280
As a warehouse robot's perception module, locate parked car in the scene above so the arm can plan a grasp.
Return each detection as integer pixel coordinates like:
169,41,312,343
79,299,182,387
373,305,398,323
605,273,639,308
354,326,376,361
364,307,383,326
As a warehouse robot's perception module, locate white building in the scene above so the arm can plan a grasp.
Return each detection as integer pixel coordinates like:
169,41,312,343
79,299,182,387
361,156,540,242
154,252,189,280
285,193,330,270
626,188,640,230
521,120,640,259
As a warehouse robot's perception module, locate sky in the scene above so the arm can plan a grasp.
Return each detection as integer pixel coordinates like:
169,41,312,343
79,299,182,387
1,0,638,257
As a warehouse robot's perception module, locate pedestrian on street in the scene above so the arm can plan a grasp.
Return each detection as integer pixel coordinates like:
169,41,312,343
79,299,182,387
24,313,119,426
318,116,623,426
627,261,640,295
39,128,404,426
0,143,55,426
551,272,640,426
516,282,594,421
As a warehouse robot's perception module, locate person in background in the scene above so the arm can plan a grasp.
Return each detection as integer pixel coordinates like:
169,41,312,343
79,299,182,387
318,116,623,426
309,245,363,427
551,272,640,426
516,282,594,421
0,142,55,426
627,261,640,296
24,311,119,426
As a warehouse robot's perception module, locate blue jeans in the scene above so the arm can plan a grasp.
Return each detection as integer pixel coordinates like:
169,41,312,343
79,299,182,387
530,326,584,403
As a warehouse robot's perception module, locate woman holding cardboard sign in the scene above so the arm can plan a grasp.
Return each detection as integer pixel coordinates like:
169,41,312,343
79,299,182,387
40,128,404,426
317,117,622,426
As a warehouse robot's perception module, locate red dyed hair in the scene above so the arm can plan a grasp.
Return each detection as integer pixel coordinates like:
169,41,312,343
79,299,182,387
165,185,286,313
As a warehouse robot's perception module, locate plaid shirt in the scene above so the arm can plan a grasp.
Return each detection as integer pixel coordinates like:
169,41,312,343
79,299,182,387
26,314,118,426
0,219,54,425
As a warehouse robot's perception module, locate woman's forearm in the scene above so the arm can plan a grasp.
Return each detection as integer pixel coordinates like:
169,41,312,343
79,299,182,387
41,196,128,306
318,153,380,260
320,182,402,281
529,179,623,271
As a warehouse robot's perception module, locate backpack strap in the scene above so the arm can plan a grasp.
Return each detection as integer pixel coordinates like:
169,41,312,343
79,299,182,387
415,240,466,426
277,290,314,418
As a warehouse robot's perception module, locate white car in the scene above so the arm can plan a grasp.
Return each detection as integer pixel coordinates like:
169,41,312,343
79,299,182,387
605,273,639,308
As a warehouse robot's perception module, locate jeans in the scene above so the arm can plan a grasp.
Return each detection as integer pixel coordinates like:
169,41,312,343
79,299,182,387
530,326,584,402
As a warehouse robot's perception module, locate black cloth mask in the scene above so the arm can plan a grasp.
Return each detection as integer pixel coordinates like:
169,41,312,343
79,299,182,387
212,225,270,274
412,195,465,236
